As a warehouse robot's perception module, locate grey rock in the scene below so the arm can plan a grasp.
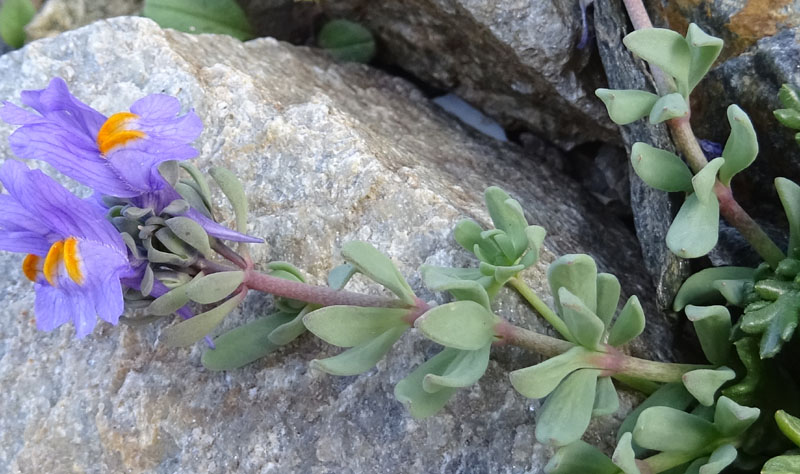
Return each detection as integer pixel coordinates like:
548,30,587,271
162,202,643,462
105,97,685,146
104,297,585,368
594,0,691,309
0,17,674,473
319,0,617,148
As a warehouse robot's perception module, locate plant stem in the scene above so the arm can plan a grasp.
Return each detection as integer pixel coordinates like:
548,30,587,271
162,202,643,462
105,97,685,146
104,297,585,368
597,347,708,383
213,239,247,269
243,269,420,309
500,324,706,382
642,450,705,473
496,322,574,358
508,276,573,340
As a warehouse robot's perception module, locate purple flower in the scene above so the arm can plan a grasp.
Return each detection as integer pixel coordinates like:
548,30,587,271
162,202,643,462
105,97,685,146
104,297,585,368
0,78,203,198
0,160,134,338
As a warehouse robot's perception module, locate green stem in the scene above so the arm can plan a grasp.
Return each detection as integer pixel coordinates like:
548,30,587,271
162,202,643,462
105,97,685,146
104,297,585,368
612,374,661,395
497,322,574,358
642,450,704,473
508,276,572,340
602,349,709,383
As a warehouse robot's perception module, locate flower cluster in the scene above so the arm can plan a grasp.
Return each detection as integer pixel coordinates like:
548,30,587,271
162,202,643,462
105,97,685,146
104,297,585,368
0,78,255,338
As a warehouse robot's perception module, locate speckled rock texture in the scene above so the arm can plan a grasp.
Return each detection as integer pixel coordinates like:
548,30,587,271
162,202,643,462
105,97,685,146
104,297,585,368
0,17,677,473
319,0,616,148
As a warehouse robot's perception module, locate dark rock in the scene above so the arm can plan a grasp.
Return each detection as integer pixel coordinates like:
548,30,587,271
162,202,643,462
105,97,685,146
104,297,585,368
318,0,618,148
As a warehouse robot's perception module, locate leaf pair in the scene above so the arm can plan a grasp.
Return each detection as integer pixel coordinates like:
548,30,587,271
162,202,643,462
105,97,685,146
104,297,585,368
547,254,645,347
454,187,545,289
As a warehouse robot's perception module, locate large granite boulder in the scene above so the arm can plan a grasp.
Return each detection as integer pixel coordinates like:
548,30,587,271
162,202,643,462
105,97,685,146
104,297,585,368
0,17,675,473
319,0,616,148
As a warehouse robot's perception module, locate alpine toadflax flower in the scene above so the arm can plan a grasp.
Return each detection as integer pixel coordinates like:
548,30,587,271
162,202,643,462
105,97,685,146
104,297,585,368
0,160,133,337
0,78,203,198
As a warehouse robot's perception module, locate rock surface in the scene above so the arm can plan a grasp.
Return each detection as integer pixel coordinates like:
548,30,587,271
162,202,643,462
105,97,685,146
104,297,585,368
319,0,616,148
0,17,676,473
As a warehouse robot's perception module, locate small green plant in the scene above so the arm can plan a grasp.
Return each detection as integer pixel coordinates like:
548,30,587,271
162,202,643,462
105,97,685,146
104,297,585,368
317,19,376,63
0,0,35,48
142,0,254,41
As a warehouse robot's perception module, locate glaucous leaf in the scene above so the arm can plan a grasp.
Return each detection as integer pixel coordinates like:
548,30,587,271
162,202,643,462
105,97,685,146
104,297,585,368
318,19,376,63
143,0,253,41
545,441,619,474
685,305,732,365
673,266,755,311
666,192,719,258
161,199,190,216
595,88,659,125
698,444,737,474
162,291,246,347
623,28,691,95
0,0,34,48
420,265,491,309
510,346,595,399
303,305,410,347
185,271,244,304
713,396,760,437
536,369,601,446
141,265,155,297
341,241,415,304
415,300,498,350
267,306,310,345
423,343,491,392
311,325,406,376
692,157,725,203
633,406,718,452
719,105,758,186
595,273,621,328
394,349,461,419
165,216,213,257
686,23,723,93
454,219,483,254
775,410,800,448
484,187,529,257
175,182,212,218
548,254,598,314
649,92,689,123
776,178,800,258
630,142,693,193
611,433,641,474
209,166,249,233
682,367,736,406
179,162,213,210
607,296,645,347
147,273,204,316
558,288,605,350
618,383,695,451
711,279,750,306
593,376,620,417
201,312,296,370
328,263,356,290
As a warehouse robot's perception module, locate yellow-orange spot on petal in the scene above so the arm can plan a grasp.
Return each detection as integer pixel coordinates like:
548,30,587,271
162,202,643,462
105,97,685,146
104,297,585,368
22,254,41,282
63,237,84,285
97,112,146,155
43,240,64,286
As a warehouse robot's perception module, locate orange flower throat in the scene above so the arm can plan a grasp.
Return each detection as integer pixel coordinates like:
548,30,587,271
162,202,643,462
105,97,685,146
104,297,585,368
96,112,146,155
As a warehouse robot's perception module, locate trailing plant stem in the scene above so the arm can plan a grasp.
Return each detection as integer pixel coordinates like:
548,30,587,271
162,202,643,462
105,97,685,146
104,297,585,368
243,269,419,309
503,325,706,382
508,276,572,340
